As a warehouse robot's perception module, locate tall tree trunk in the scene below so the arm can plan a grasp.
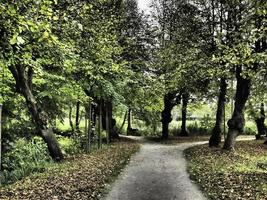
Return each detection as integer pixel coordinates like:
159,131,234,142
255,103,266,140
127,108,132,135
209,78,227,147
85,102,92,153
98,101,102,149
102,101,119,140
180,92,189,137
105,106,110,144
0,104,2,172
119,110,128,133
161,92,181,139
161,97,172,139
69,106,74,133
8,65,63,161
75,101,80,131
107,101,120,140
223,66,251,150
101,101,110,143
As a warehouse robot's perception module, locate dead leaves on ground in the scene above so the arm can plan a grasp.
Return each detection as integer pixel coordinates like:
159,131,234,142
0,140,140,200
185,140,267,200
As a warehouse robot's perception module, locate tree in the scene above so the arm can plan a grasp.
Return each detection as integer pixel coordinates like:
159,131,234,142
0,104,2,172
152,0,211,138
161,91,181,139
255,103,267,139
180,91,190,136
222,0,266,149
209,78,227,147
0,0,64,160
118,0,156,135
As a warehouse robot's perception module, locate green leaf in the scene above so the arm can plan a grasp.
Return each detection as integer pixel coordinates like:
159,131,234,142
43,31,50,39
10,33,18,45
17,36,25,45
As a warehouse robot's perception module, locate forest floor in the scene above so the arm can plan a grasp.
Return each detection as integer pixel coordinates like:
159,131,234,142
0,139,139,200
103,138,207,200
185,139,267,200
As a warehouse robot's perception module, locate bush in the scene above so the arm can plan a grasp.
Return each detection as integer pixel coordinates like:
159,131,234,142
58,136,82,155
1,137,53,185
244,121,257,135
199,115,214,132
170,120,212,136
244,127,256,135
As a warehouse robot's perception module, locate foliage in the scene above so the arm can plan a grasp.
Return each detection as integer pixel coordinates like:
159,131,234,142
1,137,53,185
199,115,214,133
58,136,82,155
185,140,267,200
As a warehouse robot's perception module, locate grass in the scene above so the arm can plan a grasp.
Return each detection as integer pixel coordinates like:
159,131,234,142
146,135,210,144
56,118,87,132
185,140,267,200
0,138,140,199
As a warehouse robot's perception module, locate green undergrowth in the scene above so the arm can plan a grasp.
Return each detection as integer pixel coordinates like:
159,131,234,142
1,136,84,185
0,139,140,199
185,140,267,200
1,137,53,185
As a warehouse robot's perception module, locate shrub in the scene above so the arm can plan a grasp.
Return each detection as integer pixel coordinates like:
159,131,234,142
1,137,53,185
58,136,82,155
199,115,214,132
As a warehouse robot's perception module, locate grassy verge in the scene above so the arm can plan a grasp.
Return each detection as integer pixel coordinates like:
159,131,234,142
146,135,210,144
185,140,267,200
0,139,140,200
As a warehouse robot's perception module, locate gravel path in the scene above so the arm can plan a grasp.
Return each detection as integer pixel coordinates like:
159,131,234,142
103,141,208,200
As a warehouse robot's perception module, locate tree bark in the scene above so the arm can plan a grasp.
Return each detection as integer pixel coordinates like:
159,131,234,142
255,103,266,139
209,78,227,147
8,65,63,161
223,66,251,150
75,101,80,131
161,97,173,139
102,101,119,140
119,110,128,133
161,92,181,139
69,106,74,133
0,104,2,172
105,106,110,144
108,101,119,140
98,102,102,149
127,108,132,135
180,92,189,137
85,102,92,153
102,101,111,143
